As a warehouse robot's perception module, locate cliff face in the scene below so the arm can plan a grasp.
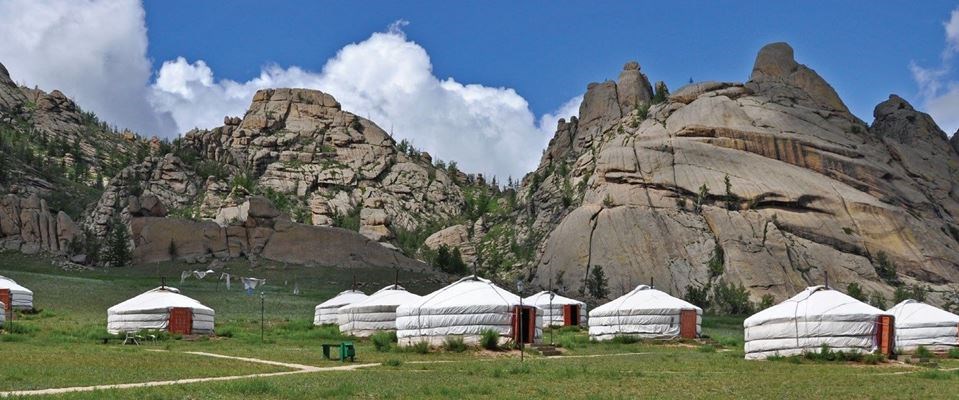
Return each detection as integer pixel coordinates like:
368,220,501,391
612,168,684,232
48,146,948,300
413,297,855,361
526,43,959,305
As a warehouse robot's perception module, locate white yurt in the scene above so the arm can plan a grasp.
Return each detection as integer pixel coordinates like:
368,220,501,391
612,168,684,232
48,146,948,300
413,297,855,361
107,286,215,335
744,286,894,360
525,291,587,327
887,299,959,352
395,275,542,346
589,285,702,341
338,285,422,337
314,290,368,325
0,275,34,310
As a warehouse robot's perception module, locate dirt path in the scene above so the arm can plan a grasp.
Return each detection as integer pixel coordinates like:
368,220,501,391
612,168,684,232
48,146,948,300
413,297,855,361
0,351,379,397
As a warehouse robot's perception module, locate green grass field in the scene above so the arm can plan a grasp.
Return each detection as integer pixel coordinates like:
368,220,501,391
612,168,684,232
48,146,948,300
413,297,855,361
1,251,958,399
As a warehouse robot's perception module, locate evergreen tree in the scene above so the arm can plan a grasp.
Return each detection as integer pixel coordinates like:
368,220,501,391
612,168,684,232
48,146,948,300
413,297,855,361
586,265,609,299
102,216,132,267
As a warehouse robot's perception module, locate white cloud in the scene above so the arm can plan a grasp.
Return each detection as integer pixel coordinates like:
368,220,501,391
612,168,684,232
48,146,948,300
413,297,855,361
0,1,578,179
0,0,174,135
151,27,579,180
910,7,959,136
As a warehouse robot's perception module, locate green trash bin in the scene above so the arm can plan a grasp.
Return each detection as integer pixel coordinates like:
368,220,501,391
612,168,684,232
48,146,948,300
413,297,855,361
340,341,355,362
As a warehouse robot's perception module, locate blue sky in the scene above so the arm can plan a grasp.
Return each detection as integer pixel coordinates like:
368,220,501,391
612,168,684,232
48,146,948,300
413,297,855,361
0,1,957,179
143,1,957,122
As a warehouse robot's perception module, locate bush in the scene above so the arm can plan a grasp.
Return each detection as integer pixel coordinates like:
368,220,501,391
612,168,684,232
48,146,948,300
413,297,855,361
443,336,468,353
371,331,397,352
707,243,725,278
758,294,775,310
711,281,754,315
947,347,959,359
846,283,866,302
433,245,467,274
480,329,500,350
684,285,710,309
863,353,886,365
916,345,933,359
873,251,898,284
611,335,639,344
411,340,430,354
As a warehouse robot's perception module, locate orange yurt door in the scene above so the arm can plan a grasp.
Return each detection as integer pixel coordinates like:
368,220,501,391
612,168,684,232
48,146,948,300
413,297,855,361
169,307,193,334
563,304,581,326
512,305,536,344
0,289,10,311
679,309,698,339
875,315,895,356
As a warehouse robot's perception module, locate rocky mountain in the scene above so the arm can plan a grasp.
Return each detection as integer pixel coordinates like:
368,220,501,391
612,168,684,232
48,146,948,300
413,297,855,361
521,42,959,307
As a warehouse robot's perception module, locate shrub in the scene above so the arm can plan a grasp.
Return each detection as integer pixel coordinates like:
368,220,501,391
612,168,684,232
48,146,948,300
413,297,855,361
707,243,725,278
411,340,430,354
684,285,711,309
711,281,754,315
894,285,927,303
611,335,639,344
382,359,403,367
873,251,898,284
371,331,396,352
433,245,467,274
915,345,933,359
863,353,886,365
947,347,959,359
846,283,866,302
758,294,775,310
868,291,888,310
443,336,468,353
480,329,500,350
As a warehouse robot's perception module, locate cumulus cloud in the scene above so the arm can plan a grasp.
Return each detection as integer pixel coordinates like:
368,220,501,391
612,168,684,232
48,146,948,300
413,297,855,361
151,26,579,180
0,0,174,135
911,7,959,135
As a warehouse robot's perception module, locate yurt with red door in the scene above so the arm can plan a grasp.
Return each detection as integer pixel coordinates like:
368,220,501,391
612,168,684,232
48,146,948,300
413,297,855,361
0,275,34,310
589,285,701,341
395,275,542,346
887,299,959,352
107,286,215,335
524,291,587,327
744,286,894,360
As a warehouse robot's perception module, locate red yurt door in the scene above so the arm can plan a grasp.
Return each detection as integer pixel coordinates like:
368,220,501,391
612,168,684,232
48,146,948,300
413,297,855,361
512,305,536,344
563,304,581,326
0,289,10,311
679,309,698,339
875,315,895,356
169,307,193,334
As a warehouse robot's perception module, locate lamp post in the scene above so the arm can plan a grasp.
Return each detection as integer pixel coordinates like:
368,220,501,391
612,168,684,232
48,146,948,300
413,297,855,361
516,279,525,363
260,291,265,342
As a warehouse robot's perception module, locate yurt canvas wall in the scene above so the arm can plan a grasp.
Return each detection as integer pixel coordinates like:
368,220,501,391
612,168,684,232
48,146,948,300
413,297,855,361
888,300,958,352
107,287,215,335
0,275,33,310
338,285,422,337
395,275,542,346
314,290,367,325
744,286,894,360
525,291,587,327
589,285,701,341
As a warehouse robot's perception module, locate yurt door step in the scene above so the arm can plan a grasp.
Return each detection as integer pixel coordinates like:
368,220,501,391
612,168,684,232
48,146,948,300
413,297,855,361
169,307,193,335
875,315,895,357
0,289,10,311
679,309,697,339
563,304,581,326
512,305,536,344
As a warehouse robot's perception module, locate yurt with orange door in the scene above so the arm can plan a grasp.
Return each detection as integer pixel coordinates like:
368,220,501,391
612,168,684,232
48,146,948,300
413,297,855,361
589,285,701,341
525,291,587,327
395,275,542,346
744,286,894,360
0,275,34,310
107,286,215,335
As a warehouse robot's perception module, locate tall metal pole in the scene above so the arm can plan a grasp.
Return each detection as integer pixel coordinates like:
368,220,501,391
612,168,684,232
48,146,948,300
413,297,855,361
260,292,265,342
519,294,524,363
549,276,554,345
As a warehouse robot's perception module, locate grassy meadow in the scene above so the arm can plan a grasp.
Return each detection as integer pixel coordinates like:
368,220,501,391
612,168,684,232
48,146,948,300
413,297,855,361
1,251,958,399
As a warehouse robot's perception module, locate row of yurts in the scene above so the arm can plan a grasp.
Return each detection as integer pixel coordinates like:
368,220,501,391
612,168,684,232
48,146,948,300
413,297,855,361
2,274,958,357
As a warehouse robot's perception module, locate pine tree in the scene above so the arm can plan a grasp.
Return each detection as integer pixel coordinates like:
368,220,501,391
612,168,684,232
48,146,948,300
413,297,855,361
102,216,132,267
586,265,609,299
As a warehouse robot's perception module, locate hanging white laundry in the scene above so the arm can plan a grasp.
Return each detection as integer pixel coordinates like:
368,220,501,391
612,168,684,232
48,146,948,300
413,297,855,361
219,273,231,290
293,283,300,295
241,277,266,291
180,270,192,284
193,269,215,280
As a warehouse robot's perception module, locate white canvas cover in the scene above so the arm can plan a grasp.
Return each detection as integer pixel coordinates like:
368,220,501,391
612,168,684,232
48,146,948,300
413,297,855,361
744,286,889,360
887,300,959,352
0,275,33,309
107,286,214,334
589,285,702,341
524,291,587,326
337,285,422,337
0,301,4,325
395,275,542,346
314,290,367,325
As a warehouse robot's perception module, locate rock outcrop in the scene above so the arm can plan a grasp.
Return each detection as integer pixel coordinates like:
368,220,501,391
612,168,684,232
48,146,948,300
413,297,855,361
527,42,959,306
0,193,82,255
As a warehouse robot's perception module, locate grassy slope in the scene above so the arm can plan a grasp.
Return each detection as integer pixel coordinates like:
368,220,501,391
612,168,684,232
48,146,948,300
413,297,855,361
1,252,958,398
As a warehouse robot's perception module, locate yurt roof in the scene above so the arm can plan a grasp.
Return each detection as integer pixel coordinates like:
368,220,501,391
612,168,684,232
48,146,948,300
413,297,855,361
108,286,213,313
405,275,521,310
888,299,959,326
745,286,886,328
524,291,585,307
591,285,700,316
316,290,368,309
340,285,421,310
0,275,32,294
